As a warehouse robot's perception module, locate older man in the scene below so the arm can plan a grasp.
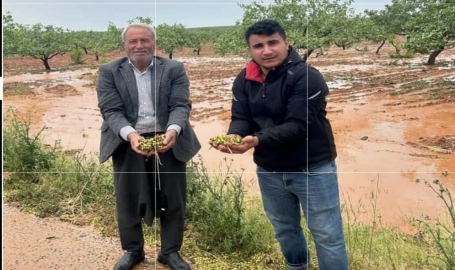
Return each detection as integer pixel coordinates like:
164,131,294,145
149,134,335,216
96,23,200,270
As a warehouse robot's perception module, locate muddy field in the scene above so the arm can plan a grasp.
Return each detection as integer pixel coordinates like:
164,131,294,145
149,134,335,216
3,43,455,233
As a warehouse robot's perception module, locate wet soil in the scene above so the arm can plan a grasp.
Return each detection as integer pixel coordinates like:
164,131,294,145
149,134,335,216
3,42,455,267
417,135,455,153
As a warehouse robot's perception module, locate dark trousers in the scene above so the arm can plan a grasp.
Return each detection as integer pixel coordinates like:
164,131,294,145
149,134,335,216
112,141,186,254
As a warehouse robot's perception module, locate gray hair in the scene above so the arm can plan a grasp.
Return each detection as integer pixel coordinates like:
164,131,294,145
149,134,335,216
121,23,156,41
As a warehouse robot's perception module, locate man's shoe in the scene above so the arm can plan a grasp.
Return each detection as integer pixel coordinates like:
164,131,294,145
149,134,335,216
113,250,145,270
157,252,191,270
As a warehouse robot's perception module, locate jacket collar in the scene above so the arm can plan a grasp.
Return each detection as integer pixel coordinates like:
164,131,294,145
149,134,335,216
245,47,302,83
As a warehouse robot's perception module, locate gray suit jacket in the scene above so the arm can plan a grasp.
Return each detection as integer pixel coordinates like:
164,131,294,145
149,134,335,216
96,56,201,163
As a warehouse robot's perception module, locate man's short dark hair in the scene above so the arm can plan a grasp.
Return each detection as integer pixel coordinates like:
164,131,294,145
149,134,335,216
245,20,287,46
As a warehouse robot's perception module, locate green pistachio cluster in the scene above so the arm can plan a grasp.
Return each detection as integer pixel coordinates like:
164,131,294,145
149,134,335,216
139,134,166,152
209,135,242,148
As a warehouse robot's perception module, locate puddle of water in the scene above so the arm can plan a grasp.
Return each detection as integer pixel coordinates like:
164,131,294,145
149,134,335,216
327,80,353,90
318,64,381,73
339,171,451,229
39,92,102,157
3,68,97,84
402,103,455,173
331,97,455,228
438,64,455,70
407,58,428,65
4,72,102,157
350,56,368,61
406,55,455,68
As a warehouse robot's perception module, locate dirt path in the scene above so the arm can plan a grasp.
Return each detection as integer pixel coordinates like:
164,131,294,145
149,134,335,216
2,204,168,270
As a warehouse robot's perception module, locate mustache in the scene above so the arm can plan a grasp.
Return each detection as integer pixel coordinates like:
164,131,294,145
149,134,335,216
134,50,149,53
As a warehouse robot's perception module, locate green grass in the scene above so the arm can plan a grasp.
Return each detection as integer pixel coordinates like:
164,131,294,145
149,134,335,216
3,110,453,270
389,80,431,96
323,74,337,82
80,73,98,87
3,82,34,96
390,79,454,99
401,80,431,89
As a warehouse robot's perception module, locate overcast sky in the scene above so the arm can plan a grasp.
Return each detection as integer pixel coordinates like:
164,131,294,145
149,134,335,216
3,0,392,31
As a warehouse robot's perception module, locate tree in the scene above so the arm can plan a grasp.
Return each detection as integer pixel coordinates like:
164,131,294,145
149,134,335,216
363,10,390,54
330,14,364,50
238,0,312,57
67,30,94,54
156,23,188,59
3,11,19,56
127,16,153,25
236,0,358,60
213,28,246,57
404,0,455,65
5,21,70,70
364,0,413,54
187,28,210,55
3,12,71,70
89,22,122,61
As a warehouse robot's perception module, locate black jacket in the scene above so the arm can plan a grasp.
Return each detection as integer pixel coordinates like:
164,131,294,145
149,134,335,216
228,48,337,172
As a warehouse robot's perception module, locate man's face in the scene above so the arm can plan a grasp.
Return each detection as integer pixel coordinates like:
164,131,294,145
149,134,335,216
123,26,155,64
247,32,289,71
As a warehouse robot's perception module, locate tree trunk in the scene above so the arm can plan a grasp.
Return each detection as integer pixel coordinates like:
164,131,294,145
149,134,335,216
390,41,400,54
342,44,346,50
83,47,89,54
169,52,173,59
95,54,99,61
376,39,386,54
197,49,200,55
42,57,51,70
302,49,313,62
427,47,444,65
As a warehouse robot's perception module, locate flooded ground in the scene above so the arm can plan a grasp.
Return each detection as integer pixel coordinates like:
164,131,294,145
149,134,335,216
3,44,455,233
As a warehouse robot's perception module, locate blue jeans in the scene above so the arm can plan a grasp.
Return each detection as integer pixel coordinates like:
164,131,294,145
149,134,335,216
257,160,348,270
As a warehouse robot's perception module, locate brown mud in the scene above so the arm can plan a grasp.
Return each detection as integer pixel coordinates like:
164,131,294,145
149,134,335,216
3,43,455,267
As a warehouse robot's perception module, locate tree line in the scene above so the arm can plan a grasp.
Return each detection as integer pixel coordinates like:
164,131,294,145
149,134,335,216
3,0,454,70
2,14,228,70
